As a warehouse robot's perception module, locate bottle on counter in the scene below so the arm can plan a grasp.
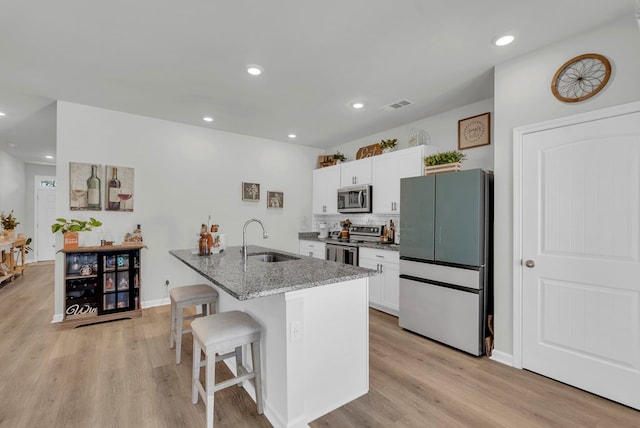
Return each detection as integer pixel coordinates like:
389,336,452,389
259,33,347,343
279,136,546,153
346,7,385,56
132,224,143,242
389,220,396,244
108,167,121,210
87,164,101,210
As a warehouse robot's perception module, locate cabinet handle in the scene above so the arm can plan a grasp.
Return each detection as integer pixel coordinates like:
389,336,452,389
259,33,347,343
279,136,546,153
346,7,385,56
376,255,384,259
309,251,313,257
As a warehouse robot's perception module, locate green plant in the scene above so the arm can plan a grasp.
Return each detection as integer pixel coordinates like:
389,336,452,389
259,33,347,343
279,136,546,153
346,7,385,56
1,210,19,230
424,150,466,166
333,151,346,162
379,138,398,150
24,237,33,254
51,217,102,234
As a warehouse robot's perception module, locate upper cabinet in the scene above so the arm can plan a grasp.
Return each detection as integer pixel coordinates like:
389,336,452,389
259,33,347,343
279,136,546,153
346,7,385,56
312,164,340,215
340,157,372,187
372,146,434,214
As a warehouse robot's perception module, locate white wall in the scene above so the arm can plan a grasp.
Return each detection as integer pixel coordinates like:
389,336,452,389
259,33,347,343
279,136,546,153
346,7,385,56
493,15,640,356
0,149,26,235
328,98,494,171
54,102,323,319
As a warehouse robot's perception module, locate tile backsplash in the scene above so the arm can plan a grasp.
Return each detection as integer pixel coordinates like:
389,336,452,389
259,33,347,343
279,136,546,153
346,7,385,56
311,213,401,243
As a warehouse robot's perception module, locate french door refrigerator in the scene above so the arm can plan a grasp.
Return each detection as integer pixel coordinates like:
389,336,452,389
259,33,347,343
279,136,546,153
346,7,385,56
399,169,493,356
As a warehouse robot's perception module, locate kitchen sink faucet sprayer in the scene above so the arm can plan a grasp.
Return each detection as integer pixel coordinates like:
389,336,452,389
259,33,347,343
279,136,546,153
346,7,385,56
242,218,268,260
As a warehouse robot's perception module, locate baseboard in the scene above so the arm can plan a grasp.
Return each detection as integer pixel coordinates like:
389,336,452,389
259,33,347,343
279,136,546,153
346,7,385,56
51,313,64,323
141,297,169,309
490,349,513,367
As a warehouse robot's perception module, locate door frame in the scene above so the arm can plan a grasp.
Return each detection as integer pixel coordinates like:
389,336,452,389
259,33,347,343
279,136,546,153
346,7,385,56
512,100,640,369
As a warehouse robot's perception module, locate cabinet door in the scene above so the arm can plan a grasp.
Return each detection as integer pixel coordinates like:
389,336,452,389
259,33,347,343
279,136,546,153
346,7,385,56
381,258,400,313
372,153,397,213
340,157,372,187
359,253,383,306
312,165,340,214
400,175,436,260
299,240,326,259
434,169,484,266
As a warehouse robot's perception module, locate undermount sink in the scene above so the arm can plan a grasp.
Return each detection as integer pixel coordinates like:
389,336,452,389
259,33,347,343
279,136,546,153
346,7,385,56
247,252,300,263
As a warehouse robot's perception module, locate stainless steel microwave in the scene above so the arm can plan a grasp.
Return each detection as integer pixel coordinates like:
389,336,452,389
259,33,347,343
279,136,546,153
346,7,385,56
337,185,372,213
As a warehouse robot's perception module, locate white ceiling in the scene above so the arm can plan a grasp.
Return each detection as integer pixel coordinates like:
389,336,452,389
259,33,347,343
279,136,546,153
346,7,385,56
0,0,634,165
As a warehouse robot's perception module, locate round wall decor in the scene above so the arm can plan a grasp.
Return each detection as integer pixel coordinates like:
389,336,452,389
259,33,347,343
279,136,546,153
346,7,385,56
551,53,611,103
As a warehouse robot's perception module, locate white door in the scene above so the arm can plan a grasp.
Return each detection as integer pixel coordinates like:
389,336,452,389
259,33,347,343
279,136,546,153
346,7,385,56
520,108,640,409
35,176,57,261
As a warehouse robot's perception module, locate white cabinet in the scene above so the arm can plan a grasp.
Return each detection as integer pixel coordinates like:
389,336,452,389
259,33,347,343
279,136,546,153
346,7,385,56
312,165,340,215
359,247,400,315
299,240,326,259
372,146,432,214
340,157,372,187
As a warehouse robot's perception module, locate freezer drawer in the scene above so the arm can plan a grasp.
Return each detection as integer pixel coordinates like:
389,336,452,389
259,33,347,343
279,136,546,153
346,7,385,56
399,276,484,356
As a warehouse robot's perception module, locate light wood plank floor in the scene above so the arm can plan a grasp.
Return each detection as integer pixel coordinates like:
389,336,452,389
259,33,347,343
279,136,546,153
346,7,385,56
1,263,637,427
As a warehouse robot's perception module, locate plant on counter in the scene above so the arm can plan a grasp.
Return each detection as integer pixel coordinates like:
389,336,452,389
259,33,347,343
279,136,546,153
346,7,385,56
379,138,398,150
1,210,19,230
424,150,466,166
51,217,103,234
333,151,346,162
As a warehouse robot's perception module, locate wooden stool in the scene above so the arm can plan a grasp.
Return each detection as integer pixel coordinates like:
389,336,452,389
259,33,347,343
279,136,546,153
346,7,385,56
169,284,218,364
191,311,263,428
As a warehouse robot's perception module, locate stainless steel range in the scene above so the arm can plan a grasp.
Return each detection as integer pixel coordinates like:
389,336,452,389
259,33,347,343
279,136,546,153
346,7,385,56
325,224,384,266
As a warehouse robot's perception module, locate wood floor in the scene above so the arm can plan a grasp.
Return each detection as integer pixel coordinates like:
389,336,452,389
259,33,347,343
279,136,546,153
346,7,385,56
1,263,637,428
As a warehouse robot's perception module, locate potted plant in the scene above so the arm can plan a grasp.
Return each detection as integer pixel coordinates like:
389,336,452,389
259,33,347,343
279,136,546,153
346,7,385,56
379,138,398,152
333,151,346,163
1,210,19,239
424,150,466,174
51,217,102,249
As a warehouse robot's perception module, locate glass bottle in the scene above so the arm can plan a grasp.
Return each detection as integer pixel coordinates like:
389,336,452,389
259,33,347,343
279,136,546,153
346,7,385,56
108,167,121,210
87,164,101,210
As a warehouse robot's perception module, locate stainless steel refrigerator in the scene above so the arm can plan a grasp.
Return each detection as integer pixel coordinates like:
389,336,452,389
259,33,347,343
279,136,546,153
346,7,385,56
399,169,493,356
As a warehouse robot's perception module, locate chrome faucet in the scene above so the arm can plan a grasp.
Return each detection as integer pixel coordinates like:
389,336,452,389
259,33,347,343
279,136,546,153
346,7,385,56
242,218,268,259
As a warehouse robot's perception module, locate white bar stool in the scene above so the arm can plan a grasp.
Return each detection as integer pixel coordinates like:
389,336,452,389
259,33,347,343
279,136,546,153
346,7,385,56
169,284,219,364
191,310,263,428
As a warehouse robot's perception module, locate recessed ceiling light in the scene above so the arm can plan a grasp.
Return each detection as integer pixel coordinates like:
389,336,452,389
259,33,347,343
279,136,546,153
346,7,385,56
8,142,16,148
247,65,263,76
203,116,214,122
0,112,5,116
288,134,296,139
494,34,515,47
45,155,54,159
352,102,364,109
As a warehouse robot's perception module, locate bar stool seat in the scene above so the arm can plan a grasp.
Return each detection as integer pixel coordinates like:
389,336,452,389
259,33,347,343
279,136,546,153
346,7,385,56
191,310,263,428
169,284,218,364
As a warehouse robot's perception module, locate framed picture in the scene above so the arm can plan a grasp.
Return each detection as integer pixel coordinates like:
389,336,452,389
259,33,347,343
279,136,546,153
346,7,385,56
267,191,284,208
105,165,135,211
458,112,491,150
69,162,103,211
242,182,260,201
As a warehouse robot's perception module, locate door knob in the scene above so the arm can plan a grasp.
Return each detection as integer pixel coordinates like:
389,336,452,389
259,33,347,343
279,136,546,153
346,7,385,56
525,260,535,268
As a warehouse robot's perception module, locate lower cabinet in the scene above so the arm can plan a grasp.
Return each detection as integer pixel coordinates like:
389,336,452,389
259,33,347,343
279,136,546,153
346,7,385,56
359,247,400,316
299,240,326,259
63,244,144,327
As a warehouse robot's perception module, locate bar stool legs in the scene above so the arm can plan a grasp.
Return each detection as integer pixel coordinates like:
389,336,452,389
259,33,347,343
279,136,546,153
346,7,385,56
191,311,263,428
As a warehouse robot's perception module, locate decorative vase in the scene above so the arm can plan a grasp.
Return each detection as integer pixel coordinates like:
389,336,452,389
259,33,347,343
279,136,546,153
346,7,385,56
5,229,15,240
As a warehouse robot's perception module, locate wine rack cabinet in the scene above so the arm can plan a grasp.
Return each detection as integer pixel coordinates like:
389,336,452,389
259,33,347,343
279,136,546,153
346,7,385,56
62,244,144,328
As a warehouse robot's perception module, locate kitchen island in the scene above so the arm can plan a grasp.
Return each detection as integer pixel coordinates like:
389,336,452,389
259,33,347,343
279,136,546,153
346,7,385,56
170,245,376,428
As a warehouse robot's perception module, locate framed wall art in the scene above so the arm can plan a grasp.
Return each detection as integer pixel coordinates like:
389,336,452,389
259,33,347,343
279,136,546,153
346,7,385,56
458,112,490,150
267,191,284,208
242,182,260,201
70,162,103,211
105,165,135,211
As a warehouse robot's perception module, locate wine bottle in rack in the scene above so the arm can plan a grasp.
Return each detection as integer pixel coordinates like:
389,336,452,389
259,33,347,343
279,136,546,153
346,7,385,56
108,167,121,210
87,164,101,210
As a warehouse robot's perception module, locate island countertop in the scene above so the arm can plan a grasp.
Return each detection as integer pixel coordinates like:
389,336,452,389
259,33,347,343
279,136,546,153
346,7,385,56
169,245,376,300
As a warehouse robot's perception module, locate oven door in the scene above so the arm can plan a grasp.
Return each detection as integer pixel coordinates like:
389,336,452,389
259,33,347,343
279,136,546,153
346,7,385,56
326,244,359,265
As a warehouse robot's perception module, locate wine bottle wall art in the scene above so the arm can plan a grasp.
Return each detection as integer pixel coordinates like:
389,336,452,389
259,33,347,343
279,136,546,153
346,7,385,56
69,162,135,211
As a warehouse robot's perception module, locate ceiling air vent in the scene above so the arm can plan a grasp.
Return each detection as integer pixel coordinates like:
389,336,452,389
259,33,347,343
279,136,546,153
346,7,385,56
382,99,412,111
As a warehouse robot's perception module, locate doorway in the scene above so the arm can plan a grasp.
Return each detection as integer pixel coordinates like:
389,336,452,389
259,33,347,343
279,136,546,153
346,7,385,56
34,176,57,261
